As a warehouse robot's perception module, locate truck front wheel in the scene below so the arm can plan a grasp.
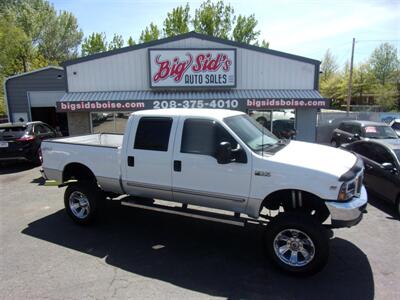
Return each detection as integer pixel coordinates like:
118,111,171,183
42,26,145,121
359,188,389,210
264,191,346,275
265,212,329,275
64,183,104,225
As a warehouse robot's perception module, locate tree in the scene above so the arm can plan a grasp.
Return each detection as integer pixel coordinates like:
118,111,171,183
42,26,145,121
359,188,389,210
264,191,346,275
164,3,190,37
232,14,260,44
320,49,338,82
192,0,235,39
369,43,399,85
139,22,160,43
81,32,107,56
374,84,397,110
108,34,124,50
127,36,136,46
3,0,82,63
260,39,269,48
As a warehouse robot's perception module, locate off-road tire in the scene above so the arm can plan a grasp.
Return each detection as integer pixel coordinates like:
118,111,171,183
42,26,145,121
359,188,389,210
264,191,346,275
64,183,104,225
265,212,329,276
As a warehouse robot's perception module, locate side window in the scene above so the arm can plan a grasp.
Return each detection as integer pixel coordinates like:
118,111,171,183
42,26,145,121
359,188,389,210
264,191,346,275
134,117,173,152
34,124,51,135
352,143,374,160
181,119,237,156
351,125,361,135
372,144,395,165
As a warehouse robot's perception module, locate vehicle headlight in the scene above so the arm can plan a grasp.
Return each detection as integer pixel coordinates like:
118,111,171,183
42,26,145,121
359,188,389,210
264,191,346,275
337,172,363,201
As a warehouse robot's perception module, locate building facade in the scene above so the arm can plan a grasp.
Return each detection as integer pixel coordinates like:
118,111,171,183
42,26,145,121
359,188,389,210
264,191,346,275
4,66,68,135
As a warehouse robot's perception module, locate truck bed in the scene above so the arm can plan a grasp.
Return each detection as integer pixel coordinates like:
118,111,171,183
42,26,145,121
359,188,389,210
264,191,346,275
50,133,123,148
41,134,123,193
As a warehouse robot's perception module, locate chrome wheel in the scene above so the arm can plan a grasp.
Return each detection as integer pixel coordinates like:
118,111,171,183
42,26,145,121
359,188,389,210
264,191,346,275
273,228,315,267
69,191,90,219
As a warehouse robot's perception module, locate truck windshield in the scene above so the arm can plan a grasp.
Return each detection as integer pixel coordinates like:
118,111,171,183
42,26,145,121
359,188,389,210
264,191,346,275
224,114,282,152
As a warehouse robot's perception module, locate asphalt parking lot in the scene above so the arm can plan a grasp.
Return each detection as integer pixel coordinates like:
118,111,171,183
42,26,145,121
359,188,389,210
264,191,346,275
0,163,399,300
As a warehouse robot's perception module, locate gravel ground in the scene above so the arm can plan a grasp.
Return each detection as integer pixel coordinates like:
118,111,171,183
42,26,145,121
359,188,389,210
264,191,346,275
0,163,399,300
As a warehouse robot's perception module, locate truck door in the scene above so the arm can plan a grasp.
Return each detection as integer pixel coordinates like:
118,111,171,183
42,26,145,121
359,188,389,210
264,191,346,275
172,117,252,212
123,116,177,201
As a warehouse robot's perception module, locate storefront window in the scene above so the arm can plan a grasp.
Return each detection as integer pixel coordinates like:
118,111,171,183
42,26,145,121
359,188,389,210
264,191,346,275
91,112,130,134
248,109,296,139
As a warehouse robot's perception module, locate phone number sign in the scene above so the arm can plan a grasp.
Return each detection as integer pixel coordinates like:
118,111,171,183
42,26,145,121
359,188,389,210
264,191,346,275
148,48,236,88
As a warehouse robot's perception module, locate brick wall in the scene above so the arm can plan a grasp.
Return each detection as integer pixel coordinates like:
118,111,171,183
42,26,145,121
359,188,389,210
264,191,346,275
67,112,91,135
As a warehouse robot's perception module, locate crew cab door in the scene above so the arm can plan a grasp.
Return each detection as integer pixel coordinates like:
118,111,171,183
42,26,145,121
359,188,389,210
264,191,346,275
123,116,178,201
172,117,252,212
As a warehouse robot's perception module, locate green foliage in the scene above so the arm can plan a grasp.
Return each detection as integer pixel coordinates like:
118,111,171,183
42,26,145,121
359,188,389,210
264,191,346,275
3,0,82,63
139,22,160,43
164,3,190,37
373,84,397,111
127,36,136,46
232,14,260,44
108,34,124,50
81,32,107,56
192,0,235,39
320,49,338,81
369,43,399,85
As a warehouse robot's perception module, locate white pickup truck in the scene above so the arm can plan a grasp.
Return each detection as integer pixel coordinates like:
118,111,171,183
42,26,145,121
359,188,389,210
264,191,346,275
41,109,367,275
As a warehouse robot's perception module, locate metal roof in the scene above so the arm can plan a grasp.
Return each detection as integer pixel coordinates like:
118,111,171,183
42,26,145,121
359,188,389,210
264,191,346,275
59,89,324,102
62,31,320,67
5,66,63,82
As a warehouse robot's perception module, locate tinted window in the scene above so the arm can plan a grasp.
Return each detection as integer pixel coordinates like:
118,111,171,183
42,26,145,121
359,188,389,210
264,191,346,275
181,119,237,156
34,124,52,135
134,117,172,151
392,122,400,130
352,142,394,164
0,126,27,140
350,125,361,135
372,144,395,165
339,123,351,132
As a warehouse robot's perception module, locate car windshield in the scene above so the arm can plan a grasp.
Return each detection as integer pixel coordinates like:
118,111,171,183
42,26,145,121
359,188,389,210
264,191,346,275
224,114,285,153
363,125,398,139
0,126,27,140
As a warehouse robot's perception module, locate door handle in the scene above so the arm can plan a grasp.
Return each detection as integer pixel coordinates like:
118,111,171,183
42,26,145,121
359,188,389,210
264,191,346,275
127,156,134,167
174,160,182,172
365,164,373,170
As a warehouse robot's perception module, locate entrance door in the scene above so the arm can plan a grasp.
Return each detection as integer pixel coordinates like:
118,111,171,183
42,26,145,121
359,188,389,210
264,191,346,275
123,116,178,201
172,117,252,212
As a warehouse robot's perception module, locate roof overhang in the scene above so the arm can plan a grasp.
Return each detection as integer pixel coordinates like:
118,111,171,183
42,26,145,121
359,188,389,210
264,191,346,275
56,89,330,112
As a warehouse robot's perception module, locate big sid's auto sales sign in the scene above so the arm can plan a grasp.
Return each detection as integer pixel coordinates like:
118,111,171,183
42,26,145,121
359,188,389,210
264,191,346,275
149,48,236,88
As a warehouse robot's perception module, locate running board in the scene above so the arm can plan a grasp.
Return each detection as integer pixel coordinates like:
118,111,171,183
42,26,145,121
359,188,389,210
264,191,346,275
121,200,246,227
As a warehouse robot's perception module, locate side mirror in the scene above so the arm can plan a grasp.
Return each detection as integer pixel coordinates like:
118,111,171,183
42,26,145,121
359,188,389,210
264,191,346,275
216,141,232,164
353,133,360,140
382,162,395,171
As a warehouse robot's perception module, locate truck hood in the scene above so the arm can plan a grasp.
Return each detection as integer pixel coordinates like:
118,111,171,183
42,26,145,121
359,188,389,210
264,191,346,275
268,141,357,178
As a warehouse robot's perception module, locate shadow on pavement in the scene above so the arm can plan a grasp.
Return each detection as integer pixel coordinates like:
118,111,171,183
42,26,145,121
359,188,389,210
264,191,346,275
22,201,375,300
0,161,37,175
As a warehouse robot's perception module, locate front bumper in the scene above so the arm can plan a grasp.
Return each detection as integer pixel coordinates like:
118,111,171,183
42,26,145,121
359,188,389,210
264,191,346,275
326,185,368,228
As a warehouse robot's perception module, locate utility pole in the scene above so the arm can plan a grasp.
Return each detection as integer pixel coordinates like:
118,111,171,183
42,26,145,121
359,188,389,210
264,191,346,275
347,38,355,115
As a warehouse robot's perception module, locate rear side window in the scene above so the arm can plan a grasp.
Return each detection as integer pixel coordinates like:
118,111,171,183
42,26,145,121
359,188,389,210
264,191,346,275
134,117,172,151
181,118,237,156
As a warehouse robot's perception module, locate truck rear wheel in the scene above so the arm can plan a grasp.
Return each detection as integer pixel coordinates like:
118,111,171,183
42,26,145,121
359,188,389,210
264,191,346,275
265,212,329,275
64,183,104,225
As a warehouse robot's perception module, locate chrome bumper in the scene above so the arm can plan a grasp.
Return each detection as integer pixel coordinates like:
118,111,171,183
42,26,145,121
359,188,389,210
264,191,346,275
326,185,368,228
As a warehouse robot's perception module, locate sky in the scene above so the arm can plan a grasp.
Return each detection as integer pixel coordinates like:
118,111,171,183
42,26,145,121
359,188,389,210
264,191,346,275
51,0,400,67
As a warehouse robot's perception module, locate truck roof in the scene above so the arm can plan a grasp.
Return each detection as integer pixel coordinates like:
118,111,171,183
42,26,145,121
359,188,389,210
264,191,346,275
133,109,244,120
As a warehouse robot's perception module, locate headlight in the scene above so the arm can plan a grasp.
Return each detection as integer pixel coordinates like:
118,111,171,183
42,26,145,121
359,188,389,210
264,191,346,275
337,172,363,201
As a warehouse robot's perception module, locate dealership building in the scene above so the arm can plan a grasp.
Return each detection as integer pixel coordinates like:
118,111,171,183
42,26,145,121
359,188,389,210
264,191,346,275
5,32,329,142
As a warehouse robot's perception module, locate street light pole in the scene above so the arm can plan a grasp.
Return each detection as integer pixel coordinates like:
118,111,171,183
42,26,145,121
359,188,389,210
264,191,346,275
347,38,355,115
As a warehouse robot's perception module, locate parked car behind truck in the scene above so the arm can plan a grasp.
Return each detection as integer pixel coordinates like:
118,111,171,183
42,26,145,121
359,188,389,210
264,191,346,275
0,121,59,164
41,109,367,275
331,120,398,147
341,139,400,216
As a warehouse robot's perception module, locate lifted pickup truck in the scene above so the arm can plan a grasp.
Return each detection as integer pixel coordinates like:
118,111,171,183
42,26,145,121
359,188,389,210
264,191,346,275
41,109,367,275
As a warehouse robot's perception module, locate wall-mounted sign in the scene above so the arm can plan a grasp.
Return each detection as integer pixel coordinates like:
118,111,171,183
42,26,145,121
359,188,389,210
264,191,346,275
56,98,330,112
148,48,236,88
